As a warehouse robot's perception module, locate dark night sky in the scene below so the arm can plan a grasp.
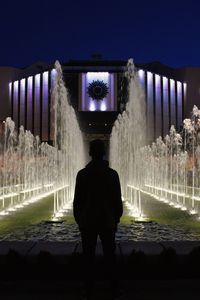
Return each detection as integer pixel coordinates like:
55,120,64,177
1,0,200,68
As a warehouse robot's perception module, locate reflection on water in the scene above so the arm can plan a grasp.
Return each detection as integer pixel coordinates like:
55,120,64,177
1,221,200,242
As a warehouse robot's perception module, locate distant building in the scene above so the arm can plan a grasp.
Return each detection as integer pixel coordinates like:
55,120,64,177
0,55,199,143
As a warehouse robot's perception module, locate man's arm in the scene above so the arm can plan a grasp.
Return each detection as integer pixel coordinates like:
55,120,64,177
114,172,123,223
73,171,83,224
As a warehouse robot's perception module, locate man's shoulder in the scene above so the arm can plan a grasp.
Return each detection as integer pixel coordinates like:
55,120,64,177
77,164,119,178
77,168,87,176
107,167,119,177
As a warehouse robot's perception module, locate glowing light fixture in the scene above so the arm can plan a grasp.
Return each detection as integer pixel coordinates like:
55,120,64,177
89,102,96,111
100,102,106,111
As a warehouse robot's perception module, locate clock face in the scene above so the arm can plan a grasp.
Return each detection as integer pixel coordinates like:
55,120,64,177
87,80,109,101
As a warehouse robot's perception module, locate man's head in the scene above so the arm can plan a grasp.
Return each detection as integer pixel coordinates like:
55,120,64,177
89,139,105,159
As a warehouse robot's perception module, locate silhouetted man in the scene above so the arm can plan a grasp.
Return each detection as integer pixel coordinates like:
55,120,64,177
73,139,123,299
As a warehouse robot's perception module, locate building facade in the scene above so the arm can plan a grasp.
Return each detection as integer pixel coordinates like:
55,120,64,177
1,56,198,144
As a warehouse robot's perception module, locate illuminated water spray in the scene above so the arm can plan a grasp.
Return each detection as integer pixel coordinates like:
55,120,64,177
110,58,200,221
142,106,200,219
51,61,86,219
0,61,86,220
110,59,147,220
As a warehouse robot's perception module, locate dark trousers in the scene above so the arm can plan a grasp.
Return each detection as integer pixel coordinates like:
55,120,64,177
80,228,117,290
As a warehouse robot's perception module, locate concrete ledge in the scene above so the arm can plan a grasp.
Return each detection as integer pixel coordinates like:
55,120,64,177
0,241,200,280
0,241,35,256
28,242,77,256
0,241,199,260
75,241,122,257
159,241,200,255
119,241,163,256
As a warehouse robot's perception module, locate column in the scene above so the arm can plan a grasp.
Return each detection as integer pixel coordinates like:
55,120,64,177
20,79,25,127
42,71,49,141
177,81,183,130
155,74,162,138
162,77,169,136
27,76,33,131
13,81,19,128
170,79,176,127
147,72,154,143
34,74,41,137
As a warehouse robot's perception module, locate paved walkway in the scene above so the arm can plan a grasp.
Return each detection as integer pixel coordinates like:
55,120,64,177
1,279,200,300
1,241,200,299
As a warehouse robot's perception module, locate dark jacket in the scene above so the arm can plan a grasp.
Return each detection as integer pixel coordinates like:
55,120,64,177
73,159,123,231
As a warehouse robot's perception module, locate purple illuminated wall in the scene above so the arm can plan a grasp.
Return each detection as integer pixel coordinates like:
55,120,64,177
177,81,183,127
13,81,19,128
9,67,185,142
138,70,185,141
146,72,154,142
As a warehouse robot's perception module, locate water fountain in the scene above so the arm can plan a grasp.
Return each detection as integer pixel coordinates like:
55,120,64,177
0,118,58,216
0,61,86,220
110,59,200,222
1,58,200,241
51,61,86,219
140,105,200,218
110,59,147,220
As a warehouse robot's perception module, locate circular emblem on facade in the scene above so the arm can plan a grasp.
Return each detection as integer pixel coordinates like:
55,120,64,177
87,80,109,101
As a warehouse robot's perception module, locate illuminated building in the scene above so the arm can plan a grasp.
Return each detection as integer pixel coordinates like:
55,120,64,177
0,55,196,143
